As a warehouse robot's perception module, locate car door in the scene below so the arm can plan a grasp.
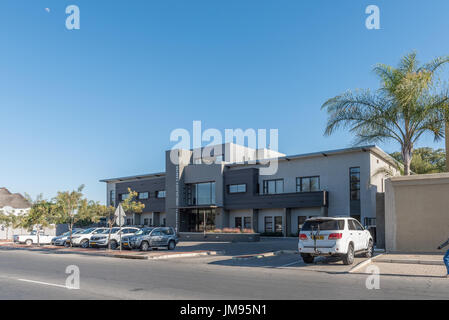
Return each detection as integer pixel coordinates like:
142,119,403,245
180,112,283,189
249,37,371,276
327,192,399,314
353,220,369,250
347,220,361,251
150,230,163,247
160,229,171,246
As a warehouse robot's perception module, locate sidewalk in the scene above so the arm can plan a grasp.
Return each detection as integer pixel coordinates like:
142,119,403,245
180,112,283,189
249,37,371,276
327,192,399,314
356,253,448,278
373,253,444,265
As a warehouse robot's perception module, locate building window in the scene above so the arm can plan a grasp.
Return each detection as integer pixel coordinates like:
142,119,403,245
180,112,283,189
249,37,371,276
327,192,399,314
296,176,320,192
138,192,149,200
143,218,149,226
228,184,246,194
263,179,284,194
350,167,360,200
275,216,283,233
109,190,115,207
162,218,166,226
264,216,273,232
187,182,215,205
156,190,166,198
235,217,242,229
244,216,252,229
126,218,133,225
120,193,129,201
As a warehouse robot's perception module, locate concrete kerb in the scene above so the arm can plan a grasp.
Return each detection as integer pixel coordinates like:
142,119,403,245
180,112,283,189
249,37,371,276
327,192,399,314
113,250,224,260
372,257,444,266
232,249,298,261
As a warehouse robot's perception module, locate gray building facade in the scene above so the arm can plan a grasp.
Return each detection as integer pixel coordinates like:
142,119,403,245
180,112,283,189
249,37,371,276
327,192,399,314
101,143,398,237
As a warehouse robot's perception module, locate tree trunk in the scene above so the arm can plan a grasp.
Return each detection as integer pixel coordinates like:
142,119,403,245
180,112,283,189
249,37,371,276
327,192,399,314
446,122,449,172
69,223,73,248
402,146,413,175
107,220,113,251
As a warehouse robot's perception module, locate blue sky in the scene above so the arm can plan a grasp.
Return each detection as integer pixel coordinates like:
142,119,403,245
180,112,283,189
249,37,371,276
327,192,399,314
1,0,449,203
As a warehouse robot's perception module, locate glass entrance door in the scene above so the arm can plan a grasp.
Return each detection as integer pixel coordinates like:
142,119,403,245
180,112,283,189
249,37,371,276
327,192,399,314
180,209,216,232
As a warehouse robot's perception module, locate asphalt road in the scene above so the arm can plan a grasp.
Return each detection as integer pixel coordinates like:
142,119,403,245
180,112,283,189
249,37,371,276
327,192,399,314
1,248,449,299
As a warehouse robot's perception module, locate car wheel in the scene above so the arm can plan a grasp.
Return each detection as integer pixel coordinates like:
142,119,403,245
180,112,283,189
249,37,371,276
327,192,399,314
301,253,314,264
365,240,373,258
110,240,118,250
167,240,176,250
140,241,149,251
80,239,89,248
25,239,33,246
342,243,355,265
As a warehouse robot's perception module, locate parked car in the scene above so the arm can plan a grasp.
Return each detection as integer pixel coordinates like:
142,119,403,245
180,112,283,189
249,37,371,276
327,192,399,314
14,230,54,245
69,227,108,248
51,229,84,246
121,227,154,250
89,227,140,249
125,227,178,251
298,217,373,265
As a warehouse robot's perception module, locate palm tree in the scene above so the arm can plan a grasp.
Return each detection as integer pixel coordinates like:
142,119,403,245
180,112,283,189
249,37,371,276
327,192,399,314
322,52,449,175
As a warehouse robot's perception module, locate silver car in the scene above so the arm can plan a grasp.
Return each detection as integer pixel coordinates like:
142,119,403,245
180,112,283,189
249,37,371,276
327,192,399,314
124,227,178,251
51,229,84,246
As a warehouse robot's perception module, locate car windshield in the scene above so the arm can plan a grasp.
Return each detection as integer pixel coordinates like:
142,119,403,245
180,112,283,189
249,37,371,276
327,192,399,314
81,228,95,234
301,219,345,231
135,228,153,236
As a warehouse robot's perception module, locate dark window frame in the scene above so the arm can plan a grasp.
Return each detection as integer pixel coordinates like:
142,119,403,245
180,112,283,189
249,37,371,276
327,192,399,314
138,192,149,200
264,216,273,232
262,179,284,194
350,167,361,201
296,176,320,192
156,190,166,199
228,184,247,194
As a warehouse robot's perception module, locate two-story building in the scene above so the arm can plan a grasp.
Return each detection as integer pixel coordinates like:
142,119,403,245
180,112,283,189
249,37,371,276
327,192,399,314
100,143,399,237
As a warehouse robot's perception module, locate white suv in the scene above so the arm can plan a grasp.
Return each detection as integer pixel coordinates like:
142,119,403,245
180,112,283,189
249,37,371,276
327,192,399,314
89,227,140,249
70,227,108,248
298,217,373,265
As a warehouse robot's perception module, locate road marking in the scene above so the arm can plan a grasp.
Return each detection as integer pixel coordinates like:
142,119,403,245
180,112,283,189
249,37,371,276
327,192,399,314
279,260,302,268
17,278,70,289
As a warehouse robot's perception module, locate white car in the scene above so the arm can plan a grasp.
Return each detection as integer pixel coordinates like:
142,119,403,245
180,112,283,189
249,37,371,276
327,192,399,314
14,231,54,245
51,229,84,246
298,217,373,265
70,227,108,248
89,227,140,249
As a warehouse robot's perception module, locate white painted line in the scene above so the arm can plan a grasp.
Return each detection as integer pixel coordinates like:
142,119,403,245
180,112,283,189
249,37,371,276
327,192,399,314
17,278,70,289
349,254,384,273
280,260,302,268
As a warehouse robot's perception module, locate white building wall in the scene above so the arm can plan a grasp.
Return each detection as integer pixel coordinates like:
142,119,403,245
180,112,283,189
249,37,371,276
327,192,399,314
229,209,253,228
257,208,283,233
290,208,321,235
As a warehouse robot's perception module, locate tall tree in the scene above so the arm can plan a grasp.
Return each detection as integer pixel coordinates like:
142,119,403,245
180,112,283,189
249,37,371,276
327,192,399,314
53,185,93,247
390,147,446,174
22,200,55,246
322,52,449,175
120,188,145,225
89,202,116,250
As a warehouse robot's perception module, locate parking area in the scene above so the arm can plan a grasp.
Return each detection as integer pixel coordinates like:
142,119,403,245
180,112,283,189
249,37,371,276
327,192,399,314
1,237,376,274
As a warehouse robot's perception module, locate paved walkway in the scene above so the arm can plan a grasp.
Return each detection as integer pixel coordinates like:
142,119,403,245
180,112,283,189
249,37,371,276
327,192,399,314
352,253,449,278
373,253,445,265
